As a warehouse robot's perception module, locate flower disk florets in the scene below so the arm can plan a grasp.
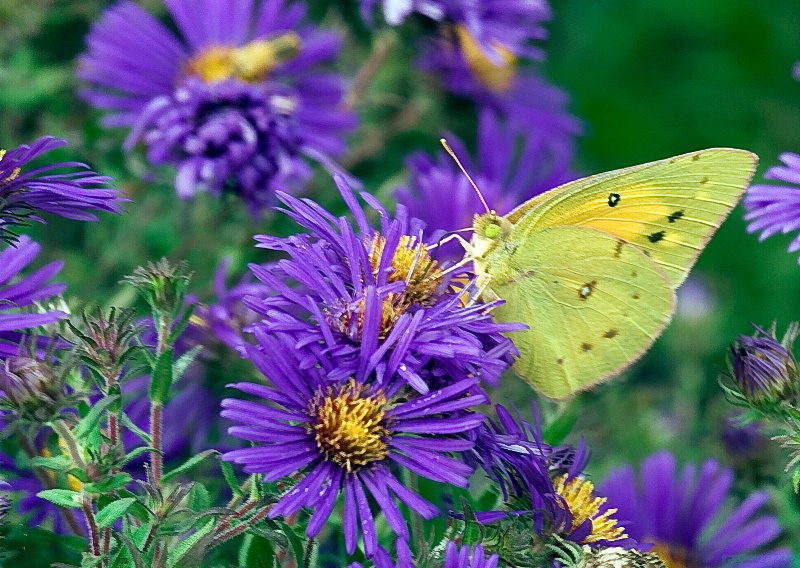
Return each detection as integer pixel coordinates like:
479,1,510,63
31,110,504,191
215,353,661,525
309,380,390,472
553,475,626,545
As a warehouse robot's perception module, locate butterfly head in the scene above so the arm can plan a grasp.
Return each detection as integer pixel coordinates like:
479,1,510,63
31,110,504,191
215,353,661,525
470,211,511,259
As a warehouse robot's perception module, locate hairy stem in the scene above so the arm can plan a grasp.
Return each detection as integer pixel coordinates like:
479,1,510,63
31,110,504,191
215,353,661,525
82,493,101,557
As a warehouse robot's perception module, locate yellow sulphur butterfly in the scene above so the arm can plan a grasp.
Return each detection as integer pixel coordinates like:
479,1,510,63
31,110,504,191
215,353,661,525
453,146,758,399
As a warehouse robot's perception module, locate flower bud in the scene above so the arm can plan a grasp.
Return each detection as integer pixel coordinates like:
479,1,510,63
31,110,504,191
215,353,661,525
729,324,799,405
0,356,63,421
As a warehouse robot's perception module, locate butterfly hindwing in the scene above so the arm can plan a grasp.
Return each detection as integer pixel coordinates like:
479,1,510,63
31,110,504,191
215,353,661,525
508,148,758,287
486,226,675,399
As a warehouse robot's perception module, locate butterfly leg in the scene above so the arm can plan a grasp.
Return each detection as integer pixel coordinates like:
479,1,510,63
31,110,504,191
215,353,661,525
428,232,476,257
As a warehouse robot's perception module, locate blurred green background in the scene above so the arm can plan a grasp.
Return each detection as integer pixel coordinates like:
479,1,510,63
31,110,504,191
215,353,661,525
3,0,800,563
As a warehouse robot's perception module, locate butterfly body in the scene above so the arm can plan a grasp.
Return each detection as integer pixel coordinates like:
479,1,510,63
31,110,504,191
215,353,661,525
468,148,758,399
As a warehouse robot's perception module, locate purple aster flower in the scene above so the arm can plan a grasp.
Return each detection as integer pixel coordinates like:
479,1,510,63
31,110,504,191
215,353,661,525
246,174,520,393
744,152,800,261
721,412,769,463
394,108,575,257
600,451,792,568
468,402,629,548
221,333,487,558
79,0,356,216
0,236,67,359
0,136,121,242
443,542,499,568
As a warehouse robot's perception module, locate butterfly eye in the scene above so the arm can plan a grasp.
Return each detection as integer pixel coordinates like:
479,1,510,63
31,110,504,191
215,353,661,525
484,224,502,239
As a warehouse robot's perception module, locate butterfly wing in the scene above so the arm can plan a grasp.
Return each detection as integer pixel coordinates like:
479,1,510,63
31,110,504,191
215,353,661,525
507,148,757,287
485,225,675,399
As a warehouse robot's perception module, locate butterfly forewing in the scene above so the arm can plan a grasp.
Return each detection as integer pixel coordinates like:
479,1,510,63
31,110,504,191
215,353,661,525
508,149,758,287
487,226,675,399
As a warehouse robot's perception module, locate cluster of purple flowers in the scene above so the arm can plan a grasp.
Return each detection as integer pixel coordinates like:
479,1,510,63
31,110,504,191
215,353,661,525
221,175,520,559
79,0,356,216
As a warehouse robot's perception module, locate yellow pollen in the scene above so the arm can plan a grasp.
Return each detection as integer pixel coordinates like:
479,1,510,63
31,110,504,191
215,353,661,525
186,32,301,84
454,25,517,93
649,543,691,568
367,233,444,306
41,443,83,491
308,380,390,473
553,474,627,544
189,313,211,330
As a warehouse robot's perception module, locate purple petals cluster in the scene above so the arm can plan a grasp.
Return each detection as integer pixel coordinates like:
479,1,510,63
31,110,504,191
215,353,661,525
0,236,67,359
0,137,122,240
79,0,355,214
222,333,486,556
247,176,520,392
600,451,792,568
745,152,800,261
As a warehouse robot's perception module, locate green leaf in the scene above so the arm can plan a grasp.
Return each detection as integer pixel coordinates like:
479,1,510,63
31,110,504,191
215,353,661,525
238,534,275,568
119,412,152,445
72,395,119,441
121,446,154,465
83,472,132,494
282,522,305,568
543,398,582,447
219,460,244,497
36,489,82,509
149,348,174,404
96,498,137,528
168,303,198,346
163,450,218,483
29,454,73,472
166,518,215,568
460,498,483,546
172,345,203,383
187,483,211,512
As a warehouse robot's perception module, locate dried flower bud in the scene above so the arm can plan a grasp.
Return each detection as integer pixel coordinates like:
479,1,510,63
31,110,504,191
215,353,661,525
729,323,799,406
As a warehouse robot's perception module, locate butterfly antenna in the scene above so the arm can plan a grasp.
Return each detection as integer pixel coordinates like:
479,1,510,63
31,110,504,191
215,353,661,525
440,138,491,213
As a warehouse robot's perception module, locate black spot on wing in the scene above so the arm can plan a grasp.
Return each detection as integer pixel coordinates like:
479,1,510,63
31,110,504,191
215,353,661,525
608,193,621,207
692,153,701,161
632,292,640,300
556,358,564,365
700,176,709,184
667,210,684,223
603,329,619,339
581,343,593,352
647,231,666,243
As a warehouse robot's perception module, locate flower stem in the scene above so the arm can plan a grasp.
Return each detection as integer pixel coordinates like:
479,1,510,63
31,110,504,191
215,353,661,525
82,493,101,557
150,403,163,486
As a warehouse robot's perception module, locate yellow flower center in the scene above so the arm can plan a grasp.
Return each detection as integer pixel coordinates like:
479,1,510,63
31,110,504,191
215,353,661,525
338,233,445,339
186,33,301,84
454,25,517,93
308,380,390,473
553,474,627,544
649,543,690,568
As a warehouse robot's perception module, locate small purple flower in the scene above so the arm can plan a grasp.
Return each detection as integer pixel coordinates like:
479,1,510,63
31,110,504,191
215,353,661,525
721,412,768,462
246,175,520,394
443,542,499,568
221,333,487,557
744,152,800,261
0,136,121,241
600,451,792,568
79,0,356,215
0,236,67,359
394,108,575,257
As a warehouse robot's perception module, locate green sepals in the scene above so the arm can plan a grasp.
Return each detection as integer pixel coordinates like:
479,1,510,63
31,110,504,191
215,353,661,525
149,348,174,404
96,498,137,528
36,489,82,509
163,450,219,483
124,259,193,322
